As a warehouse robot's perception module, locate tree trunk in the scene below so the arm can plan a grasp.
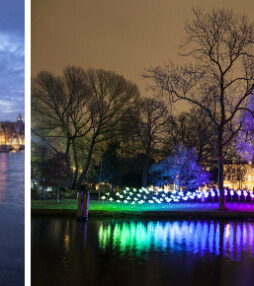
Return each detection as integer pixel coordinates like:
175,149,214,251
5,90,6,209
56,187,60,204
71,140,79,190
76,136,96,188
42,187,45,200
142,152,150,187
98,159,102,200
217,132,226,210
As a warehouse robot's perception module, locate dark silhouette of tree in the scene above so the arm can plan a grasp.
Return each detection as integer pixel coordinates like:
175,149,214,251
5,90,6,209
40,153,73,203
144,8,254,209
90,140,144,190
166,108,216,162
32,66,140,191
90,141,120,194
121,97,173,187
31,138,56,199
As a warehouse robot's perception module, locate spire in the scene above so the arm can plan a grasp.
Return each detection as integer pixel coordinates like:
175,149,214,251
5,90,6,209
17,114,23,122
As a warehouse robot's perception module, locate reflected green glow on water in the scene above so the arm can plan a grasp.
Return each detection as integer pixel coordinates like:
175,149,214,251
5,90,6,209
98,220,254,260
32,217,254,286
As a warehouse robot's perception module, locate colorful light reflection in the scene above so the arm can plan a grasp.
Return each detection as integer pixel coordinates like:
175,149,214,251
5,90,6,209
98,220,254,261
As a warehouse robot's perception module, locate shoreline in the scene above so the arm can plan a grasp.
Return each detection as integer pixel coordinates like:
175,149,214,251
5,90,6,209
31,209,254,220
31,200,254,219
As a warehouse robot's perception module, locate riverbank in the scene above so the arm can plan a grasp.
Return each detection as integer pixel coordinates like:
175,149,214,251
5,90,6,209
31,200,254,219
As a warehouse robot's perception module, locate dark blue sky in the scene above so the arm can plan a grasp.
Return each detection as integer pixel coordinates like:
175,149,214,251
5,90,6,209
0,0,24,121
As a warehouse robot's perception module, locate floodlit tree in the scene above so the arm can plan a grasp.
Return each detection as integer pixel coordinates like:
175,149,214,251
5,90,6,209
235,98,254,162
149,146,210,191
32,66,140,191
144,8,254,209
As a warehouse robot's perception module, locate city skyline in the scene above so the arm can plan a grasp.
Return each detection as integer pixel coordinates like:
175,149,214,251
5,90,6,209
0,113,25,146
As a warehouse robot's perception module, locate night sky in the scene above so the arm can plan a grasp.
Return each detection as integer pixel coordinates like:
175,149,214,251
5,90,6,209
32,0,254,112
0,0,24,122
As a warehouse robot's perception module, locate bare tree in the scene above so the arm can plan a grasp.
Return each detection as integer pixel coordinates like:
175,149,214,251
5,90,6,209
174,109,216,161
144,8,254,209
40,152,72,203
122,97,173,186
32,66,140,191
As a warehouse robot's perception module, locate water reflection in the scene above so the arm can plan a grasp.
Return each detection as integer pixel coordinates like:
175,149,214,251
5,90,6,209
98,220,254,261
32,218,254,286
0,153,7,203
0,152,24,285
0,151,24,205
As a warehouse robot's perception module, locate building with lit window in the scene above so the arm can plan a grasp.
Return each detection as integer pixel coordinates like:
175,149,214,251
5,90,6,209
0,114,25,147
201,160,254,191
224,163,254,191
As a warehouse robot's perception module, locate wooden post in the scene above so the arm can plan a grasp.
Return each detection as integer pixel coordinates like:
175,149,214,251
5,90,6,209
56,187,60,204
76,191,90,221
82,191,90,220
76,191,82,220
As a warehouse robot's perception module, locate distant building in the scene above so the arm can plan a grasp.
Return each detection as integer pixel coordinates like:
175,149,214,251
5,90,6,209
224,163,254,191
201,160,254,191
0,114,25,146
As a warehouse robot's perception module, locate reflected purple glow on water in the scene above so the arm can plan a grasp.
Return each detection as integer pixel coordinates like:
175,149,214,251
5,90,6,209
32,217,254,286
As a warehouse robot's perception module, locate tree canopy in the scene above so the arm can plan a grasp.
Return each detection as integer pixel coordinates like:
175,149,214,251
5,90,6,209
144,8,254,209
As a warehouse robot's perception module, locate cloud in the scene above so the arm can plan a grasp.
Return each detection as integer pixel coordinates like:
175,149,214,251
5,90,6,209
0,0,24,121
0,33,24,121
0,0,24,37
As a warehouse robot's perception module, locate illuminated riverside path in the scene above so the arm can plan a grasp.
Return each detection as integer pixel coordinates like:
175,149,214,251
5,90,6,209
0,151,24,286
32,217,254,286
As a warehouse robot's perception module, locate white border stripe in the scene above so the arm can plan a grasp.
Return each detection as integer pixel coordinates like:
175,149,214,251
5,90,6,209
25,0,31,285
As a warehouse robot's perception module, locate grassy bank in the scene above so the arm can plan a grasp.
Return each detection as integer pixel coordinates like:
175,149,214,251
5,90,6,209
31,199,254,219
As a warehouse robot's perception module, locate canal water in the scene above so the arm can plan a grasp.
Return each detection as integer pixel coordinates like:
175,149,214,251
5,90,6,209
0,151,24,286
32,217,254,286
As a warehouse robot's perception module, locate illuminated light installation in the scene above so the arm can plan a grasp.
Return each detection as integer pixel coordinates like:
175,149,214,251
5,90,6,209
99,186,254,209
230,190,234,201
98,220,254,260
